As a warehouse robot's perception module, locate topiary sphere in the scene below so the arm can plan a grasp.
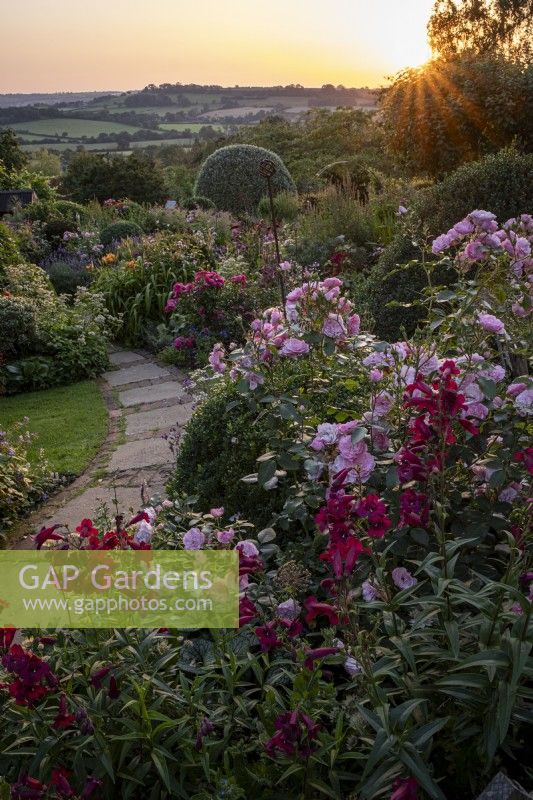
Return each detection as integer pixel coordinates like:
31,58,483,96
100,220,143,247
194,144,296,215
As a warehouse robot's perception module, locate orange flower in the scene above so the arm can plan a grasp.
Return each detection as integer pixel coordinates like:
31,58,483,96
101,253,116,264
126,259,137,269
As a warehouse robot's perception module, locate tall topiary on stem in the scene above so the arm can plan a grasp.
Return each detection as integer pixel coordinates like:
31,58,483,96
194,144,296,216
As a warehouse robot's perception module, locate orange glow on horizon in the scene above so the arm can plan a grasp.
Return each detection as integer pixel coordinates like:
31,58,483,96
1,0,433,93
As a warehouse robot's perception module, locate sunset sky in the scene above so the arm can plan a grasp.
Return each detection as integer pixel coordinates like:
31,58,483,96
1,0,434,93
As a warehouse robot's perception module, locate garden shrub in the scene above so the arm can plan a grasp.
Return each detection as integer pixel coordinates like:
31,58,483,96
43,218,78,245
92,230,218,342
367,149,533,339
0,420,54,541
53,199,88,226
183,195,215,210
0,271,116,394
174,356,366,528
44,258,93,296
1,216,532,798
0,222,21,280
163,269,276,368
100,220,143,247
194,144,296,215
172,383,278,527
0,297,38,359
258,190,301,222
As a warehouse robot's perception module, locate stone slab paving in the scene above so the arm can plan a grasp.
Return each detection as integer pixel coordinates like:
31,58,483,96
119,381,185,408
103,363,170,387
15,350,194,549
125,403,194,437
109,350,147,366
107,438,174,472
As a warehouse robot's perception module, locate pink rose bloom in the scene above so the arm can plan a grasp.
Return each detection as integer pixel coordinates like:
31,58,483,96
514,237,531,259
507,382,527,397
183,528,206,550
372,391,394,418
480,364,505,383
310,422,338,450
418,352,440,375
208,343,226,373
322,313,346,338
231,273,247,285
338,420,359,435
286,287,304,302
332,447,375,484
236,540,259,558
453,217,474,236
464,240,486,261
362,580,379,602
344,656,362,676
391,567,417,589
469,209,496,229
280,338,310,358
216,528,235,544
276,599,301,620
363,351,394,368
323,286,341,301
498,483,520,504
431,233,454,254
347,314,361,335
165,298,178,313
322,277,342,289
210,507,224,518
464,401,489,419
477,313,506,334
515,388,533,414
512,302,528,318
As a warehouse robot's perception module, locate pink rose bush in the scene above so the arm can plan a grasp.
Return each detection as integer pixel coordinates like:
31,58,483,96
1,210,532,800
204,276,366,391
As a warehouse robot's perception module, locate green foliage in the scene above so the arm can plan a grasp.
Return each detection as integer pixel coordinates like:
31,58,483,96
366,149,533,339
411,147,533,230
172,383,281,527
232,108,392,191
53,199,88,225
45,260,92,296
0,297,38,359
28,148,61,177
43,218,78,244
175,358,366,528
92,230,216,342
258,190,301,222
100,220,143,246
183,195,215,210
0,222,21,279
0,129,27,172
381,55,532,177
428,0,533,63
61,151,166,204
0,267,116,393
0,419,53,540
0,160,55,200
195,144,296,215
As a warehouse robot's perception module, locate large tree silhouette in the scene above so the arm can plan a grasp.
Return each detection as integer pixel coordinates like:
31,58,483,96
428,0,533,63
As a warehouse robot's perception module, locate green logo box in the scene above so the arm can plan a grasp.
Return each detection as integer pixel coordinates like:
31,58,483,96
0,550,238,629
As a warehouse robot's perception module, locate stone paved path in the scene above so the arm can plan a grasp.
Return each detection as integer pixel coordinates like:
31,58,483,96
15,350,194,549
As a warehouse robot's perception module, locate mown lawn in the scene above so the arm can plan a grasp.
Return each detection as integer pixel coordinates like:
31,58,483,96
0,381,108,475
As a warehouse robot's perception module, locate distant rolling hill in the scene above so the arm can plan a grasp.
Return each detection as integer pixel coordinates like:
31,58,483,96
0,83,379,154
